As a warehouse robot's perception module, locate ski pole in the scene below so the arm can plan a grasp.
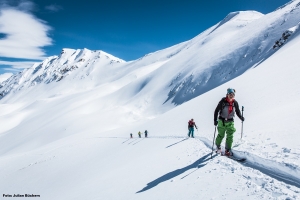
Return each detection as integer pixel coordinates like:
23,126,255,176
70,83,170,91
211,126,217,159
241,106,244,139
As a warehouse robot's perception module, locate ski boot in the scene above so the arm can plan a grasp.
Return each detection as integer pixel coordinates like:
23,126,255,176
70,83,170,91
216,146,221,154
224,149,233,157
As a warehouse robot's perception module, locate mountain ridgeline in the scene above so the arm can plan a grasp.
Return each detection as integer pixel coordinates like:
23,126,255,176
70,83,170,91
1,1,300,113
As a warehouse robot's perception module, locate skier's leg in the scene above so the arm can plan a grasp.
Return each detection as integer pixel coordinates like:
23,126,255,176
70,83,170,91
191,128,194,137
188,127,192,137
225,122,236,150
216,120,226,147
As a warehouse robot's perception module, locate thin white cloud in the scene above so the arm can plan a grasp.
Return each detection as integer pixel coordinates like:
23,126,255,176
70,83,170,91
45,4,63,12
0,60,37,70
0,1,53,76
0,7,52,60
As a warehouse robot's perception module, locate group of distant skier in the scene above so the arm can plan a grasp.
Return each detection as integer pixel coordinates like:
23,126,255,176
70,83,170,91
130,130,148,138
186,88,245,157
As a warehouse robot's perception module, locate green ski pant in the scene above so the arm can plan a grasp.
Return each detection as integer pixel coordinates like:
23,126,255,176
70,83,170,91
215,120,236,150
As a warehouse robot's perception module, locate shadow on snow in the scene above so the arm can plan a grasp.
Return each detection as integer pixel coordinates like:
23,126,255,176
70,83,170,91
136,153,216,193
165,138,189,148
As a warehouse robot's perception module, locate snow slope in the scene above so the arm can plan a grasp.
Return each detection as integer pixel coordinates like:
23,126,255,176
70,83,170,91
1,0,300,199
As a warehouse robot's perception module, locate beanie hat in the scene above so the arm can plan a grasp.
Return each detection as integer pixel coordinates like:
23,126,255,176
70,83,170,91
227,88,236,95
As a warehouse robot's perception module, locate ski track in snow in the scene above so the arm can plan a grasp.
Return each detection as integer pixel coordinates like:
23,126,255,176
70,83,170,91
197,137,300,189
100,136,300,189
132,138,145,145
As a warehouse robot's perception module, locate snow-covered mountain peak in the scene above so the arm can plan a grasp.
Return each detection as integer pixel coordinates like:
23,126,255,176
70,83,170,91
0,48,126,101
1,0,300,111
207,11,264,36
219,11,264,25
59,48,126,64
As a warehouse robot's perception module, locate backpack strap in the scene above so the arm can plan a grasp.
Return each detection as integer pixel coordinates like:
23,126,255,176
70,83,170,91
219,98,236,126
219,98,226,115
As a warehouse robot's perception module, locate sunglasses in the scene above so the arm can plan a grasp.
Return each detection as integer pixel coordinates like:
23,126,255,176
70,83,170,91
228,93,235,96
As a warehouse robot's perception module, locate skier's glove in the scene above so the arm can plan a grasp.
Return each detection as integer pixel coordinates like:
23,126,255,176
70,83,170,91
214,121,218,126
241,117,245,121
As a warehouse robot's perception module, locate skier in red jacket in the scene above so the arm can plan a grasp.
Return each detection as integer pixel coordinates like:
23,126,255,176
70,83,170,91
188,119,198,138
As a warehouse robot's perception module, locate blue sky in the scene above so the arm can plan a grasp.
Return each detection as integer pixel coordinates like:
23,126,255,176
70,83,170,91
0,0,290,75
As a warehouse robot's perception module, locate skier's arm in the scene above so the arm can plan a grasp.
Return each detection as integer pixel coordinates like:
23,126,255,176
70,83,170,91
214,101,222,122
234,100,244,121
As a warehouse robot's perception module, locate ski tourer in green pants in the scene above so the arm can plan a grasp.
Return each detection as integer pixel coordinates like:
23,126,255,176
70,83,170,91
214,88,244,156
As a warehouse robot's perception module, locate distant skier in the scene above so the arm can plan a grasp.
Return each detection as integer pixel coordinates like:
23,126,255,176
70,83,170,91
138,131,141,138
214,88,244,156
130,133,133,138
188,119,198,138
144,130,148,138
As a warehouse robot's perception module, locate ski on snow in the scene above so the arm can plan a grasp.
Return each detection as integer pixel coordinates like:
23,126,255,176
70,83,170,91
215,151,246,162
221,154,246,162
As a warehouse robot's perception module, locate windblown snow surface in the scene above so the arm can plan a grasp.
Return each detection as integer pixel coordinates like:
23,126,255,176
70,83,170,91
1,1,300,199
